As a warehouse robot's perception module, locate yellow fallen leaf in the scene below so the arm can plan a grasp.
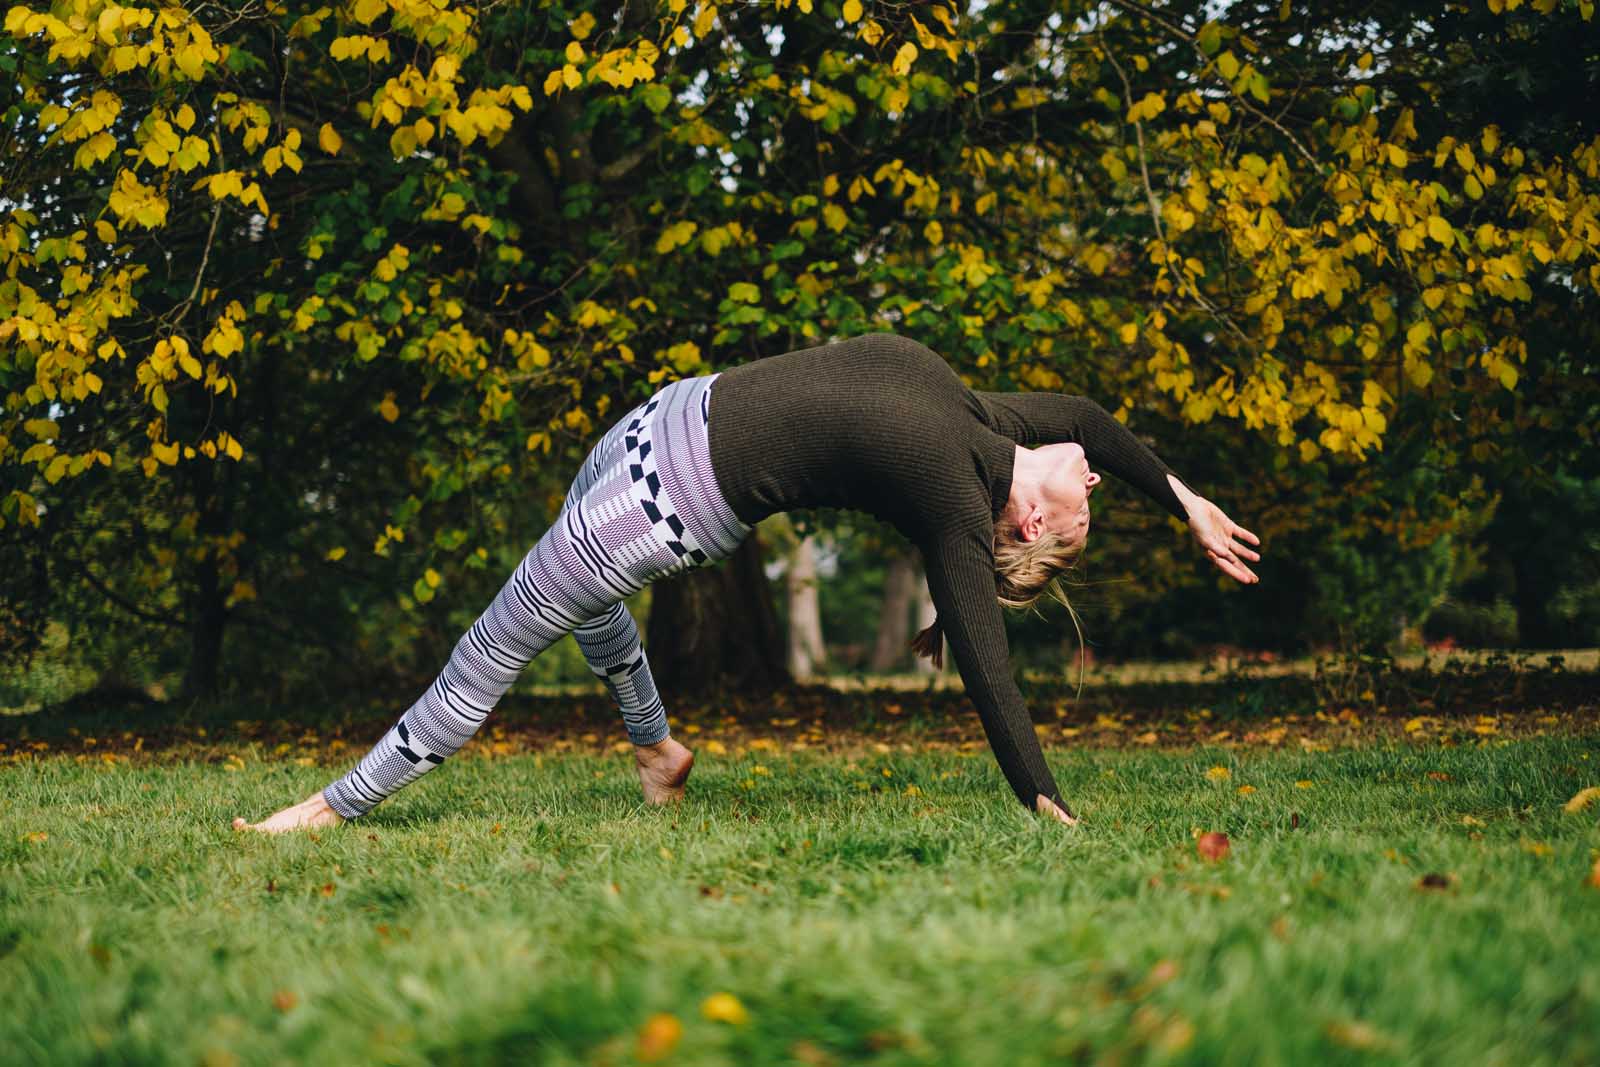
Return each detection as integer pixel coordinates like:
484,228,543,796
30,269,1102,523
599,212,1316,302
1325,1019,1394,1051
701,992,749,1025
1205,765,1231,782
1295,780,1314,789
1237,784,1256,795
1563,786,1600,814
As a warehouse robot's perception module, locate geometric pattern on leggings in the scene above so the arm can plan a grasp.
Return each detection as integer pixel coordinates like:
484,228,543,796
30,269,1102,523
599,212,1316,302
321,373,753,819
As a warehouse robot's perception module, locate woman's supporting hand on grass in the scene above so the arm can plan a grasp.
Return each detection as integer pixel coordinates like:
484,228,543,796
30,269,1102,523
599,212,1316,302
1036,794,1081,825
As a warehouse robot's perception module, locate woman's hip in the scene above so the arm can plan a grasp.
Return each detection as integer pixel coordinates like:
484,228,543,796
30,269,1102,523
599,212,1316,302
563,373,751,586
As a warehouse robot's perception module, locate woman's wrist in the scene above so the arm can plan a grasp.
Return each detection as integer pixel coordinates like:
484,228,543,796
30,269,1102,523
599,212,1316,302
1167,473,1203,517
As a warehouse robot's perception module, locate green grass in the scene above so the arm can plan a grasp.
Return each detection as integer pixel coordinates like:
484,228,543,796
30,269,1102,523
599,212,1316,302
3,738,1599,1066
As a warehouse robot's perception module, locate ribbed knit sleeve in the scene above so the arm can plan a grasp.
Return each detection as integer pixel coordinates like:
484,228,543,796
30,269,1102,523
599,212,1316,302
919,520,1068,814
976,392,1189,520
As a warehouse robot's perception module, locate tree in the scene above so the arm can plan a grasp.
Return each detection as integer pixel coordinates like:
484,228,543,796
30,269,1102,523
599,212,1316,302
4,0,1595,700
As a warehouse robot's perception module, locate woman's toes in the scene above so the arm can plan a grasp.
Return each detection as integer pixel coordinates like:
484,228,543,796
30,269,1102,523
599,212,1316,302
232,817,248,831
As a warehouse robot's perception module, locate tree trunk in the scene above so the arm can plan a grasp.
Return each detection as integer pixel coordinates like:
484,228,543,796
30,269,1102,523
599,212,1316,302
1511,553,1558,648
911,563,950,675
786,533,826,679
181,553,227,701
646,530,791,696
868,552,917,672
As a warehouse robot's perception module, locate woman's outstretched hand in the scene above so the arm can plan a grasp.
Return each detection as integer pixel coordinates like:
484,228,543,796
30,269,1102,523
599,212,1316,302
1184,495,1261,584
1036,794,1081,825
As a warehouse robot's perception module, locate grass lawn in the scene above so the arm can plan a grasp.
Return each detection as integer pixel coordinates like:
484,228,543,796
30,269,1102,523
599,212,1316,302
3,736,1599,1066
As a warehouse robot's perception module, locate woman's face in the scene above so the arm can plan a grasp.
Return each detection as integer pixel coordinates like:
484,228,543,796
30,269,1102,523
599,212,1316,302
1026,442,1102,543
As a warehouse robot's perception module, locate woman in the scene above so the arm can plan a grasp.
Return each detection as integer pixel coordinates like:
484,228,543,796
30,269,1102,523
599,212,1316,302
234,333,1259,833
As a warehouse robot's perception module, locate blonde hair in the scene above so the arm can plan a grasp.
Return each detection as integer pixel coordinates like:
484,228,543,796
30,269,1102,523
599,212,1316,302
909,516,1086,677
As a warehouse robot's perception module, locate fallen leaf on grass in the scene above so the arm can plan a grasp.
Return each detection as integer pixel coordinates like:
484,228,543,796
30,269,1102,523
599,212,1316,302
21,831,47,843
1205,765,1231,782
1129,959,1180,999
1325,1019,1396,1052
272,989,298,1013
1196,831,1230,862
1588,858,1600,890
635,1013,682,1062
1563,786,1600,814
1131,1006,1195,1053
1426,771,1451,782
701,992,748,1025
790,1039,834,1066
1415,872,1453,891
1236,784,1256,795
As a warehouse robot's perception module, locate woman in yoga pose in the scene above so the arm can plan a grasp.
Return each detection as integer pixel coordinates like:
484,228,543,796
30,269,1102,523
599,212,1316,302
234,333,1260,833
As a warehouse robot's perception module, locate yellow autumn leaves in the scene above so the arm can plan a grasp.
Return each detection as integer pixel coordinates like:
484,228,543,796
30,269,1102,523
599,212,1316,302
636,993,750,1062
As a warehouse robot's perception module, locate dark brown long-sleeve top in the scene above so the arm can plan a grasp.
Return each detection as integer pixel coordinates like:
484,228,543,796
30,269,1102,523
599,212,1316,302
706,333,1189,812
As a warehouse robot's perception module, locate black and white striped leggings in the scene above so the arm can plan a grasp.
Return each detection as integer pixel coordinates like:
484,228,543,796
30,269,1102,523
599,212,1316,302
322,373,753,819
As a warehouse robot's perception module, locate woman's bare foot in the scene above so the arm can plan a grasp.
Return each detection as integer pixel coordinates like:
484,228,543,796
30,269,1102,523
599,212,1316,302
232,790,345,834
634,737,694,804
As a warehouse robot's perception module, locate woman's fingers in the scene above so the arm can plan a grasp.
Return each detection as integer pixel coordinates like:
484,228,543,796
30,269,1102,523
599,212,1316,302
1208,548,1259,584
1035,794,1081,825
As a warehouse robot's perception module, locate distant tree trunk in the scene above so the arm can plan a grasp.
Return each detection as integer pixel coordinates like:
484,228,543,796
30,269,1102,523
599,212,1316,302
911,563,950,675
181,555,227,701
868,552,917,672
1511,553,1559,648
180,459,231,702
646,531,791,696
786,534,826,679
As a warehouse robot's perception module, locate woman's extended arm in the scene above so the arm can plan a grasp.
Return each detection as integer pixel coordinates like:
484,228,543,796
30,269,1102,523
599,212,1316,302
977,391,1262,584
919,521,1074,817
975,391,1189,519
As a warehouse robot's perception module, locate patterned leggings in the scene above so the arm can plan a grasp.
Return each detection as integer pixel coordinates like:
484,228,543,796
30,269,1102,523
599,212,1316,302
322,373,753,819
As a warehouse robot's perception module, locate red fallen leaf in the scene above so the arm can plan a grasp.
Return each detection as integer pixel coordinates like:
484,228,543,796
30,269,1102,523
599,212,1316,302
1588,858,1600,890
1196,831,1230,862
272,989,298,1013
319,882,336,897
1426,771,1451,782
